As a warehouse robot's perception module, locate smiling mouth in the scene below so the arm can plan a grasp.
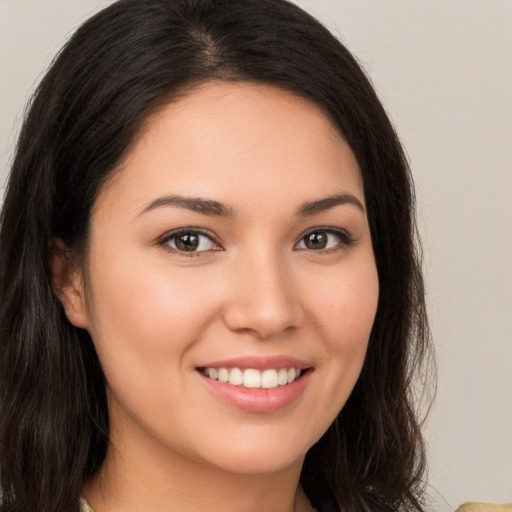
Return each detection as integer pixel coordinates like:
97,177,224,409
198,367,307,389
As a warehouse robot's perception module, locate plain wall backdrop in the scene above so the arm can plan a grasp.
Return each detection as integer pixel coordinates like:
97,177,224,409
1,0,511,509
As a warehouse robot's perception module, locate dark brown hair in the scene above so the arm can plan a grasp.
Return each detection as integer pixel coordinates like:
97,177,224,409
0,1,434,511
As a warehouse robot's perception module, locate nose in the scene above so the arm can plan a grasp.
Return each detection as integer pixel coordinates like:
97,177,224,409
222,251,305,339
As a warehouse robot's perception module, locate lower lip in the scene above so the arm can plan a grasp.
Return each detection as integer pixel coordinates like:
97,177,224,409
198,370,312,413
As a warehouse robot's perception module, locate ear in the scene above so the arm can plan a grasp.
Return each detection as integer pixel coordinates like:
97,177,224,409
49,239,89,329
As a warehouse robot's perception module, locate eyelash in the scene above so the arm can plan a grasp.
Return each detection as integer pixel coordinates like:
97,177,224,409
295,227,354,253
158,227,354,256
159,228,221,257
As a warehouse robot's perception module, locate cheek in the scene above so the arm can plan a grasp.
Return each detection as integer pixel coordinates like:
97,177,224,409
289,257,378,444
313,257,379,348
82,254,228,438
83,248,222,381
307,256,379,394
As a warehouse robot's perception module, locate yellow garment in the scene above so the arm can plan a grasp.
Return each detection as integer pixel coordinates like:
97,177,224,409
455,504,512,512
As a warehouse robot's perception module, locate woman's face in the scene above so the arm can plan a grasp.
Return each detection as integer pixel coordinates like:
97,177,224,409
65,82,379,475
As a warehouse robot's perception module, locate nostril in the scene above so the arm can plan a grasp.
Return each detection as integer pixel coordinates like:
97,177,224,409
222,302,305,339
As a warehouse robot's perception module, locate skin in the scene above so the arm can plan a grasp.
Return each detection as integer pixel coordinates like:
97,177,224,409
55,82,379,512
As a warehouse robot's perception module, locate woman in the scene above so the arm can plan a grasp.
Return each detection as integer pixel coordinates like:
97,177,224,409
0,1,434,511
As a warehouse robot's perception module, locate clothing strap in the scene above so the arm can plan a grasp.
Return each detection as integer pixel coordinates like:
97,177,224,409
80,496,95,512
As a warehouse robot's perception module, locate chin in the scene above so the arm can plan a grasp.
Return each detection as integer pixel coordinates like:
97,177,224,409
184,422,323,476
203,444,308,476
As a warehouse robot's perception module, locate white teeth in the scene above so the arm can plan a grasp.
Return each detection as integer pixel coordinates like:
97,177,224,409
278,368,288,386
243,369,261,388
229,367,243,386
218,368,229,383
261,369,279,389
202,366,304,388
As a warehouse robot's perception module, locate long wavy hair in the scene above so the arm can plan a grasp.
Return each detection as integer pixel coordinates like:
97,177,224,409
0,1,434,511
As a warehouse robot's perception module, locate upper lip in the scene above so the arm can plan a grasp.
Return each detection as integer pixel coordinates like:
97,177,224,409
196,355,312,371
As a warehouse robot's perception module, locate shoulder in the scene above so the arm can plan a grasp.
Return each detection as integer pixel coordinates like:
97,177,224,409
455,503,512,512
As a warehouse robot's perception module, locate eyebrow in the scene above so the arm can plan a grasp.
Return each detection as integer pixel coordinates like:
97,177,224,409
137,192,364,218
297,193,365,216
137,195,234,217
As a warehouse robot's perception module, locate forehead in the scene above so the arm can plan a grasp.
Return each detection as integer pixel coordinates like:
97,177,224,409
94,81,364,218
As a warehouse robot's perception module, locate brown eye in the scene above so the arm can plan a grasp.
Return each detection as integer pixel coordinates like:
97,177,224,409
304,231,328,250
175,233,199,251
163,230,217,253
297,229,351,252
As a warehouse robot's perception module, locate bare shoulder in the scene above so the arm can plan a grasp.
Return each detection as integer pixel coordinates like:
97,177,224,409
455,503,512,512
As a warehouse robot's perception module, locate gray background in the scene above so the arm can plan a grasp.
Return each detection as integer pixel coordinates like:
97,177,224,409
1,1,511,509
